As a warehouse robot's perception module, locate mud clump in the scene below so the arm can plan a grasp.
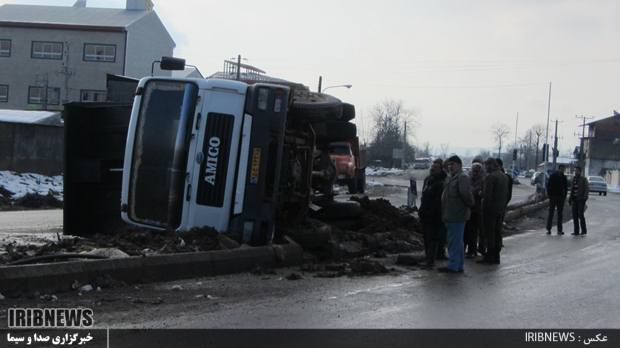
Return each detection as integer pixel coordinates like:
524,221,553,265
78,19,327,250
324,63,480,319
300,258,390,278
1,227,230,265
292,197,423,261
3,192,63,210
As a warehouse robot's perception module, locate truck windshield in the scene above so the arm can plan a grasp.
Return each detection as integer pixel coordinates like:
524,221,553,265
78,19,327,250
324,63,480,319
128,80,198,228
329,144,351,155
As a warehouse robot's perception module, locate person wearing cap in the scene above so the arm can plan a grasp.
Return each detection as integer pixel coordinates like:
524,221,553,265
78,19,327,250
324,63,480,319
439,155,474,273
480,158,509,264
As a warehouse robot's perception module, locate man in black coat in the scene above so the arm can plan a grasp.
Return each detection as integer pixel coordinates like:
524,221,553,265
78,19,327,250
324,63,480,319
496,158,513,207
419,160,447,267
546,164,568,235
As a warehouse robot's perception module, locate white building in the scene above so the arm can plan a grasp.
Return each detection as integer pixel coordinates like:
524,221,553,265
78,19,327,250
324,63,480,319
0,0,175,110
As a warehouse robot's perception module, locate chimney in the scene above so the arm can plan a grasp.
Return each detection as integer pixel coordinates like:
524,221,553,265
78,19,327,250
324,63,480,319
126,0,154,11
73,0,87,8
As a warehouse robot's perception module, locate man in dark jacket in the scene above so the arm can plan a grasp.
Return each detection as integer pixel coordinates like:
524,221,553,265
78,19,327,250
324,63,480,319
465,162,484,257
496,158,513,207
569,166,589,235
419,160,447,267
480,158,509,264
546,164,568,235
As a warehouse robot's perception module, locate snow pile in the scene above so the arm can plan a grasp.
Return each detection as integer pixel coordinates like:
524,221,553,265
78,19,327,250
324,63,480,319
365,167,404,177
366,179,384,188
0,171,63,206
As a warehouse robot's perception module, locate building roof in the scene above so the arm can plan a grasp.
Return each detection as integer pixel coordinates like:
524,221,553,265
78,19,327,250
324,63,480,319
0,4,150,31
0,109,62,126
586,111,620,125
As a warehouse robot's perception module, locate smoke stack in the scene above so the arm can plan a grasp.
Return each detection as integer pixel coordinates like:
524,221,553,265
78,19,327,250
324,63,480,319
126,0,154,11
73,0,87,8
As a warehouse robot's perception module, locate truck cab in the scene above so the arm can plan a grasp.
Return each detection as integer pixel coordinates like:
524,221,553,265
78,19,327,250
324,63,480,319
121,77,289,244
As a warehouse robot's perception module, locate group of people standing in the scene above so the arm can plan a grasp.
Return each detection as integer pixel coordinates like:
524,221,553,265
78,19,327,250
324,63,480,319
546,165,589,236
418,155,513,274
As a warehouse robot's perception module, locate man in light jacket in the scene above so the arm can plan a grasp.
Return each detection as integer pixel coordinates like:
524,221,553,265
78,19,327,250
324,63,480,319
439,155,474,273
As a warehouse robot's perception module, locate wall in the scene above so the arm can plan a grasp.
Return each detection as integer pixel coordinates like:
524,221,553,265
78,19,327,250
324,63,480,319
0,122,63,175
124,11,174,78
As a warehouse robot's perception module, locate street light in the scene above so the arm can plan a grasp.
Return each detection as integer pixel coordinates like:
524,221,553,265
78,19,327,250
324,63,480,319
321,84,352,93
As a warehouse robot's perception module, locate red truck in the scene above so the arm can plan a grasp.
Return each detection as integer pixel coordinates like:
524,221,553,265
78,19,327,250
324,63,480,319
329,139,365,194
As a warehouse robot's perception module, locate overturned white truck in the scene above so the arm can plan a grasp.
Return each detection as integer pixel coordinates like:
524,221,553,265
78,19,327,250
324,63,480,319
120,73,363,246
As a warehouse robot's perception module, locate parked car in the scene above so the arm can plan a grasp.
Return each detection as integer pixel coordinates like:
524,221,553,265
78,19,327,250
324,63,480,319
412,158,432,170
530,172,543,185
525,169,535,178
588,176,608,196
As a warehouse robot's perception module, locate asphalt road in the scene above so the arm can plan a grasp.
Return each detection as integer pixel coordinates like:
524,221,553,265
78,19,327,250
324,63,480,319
4,192,614,329
364,172,535,207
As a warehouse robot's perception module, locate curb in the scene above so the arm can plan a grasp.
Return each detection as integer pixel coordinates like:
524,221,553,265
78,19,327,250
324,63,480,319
0,238,303,296
504,199,549,222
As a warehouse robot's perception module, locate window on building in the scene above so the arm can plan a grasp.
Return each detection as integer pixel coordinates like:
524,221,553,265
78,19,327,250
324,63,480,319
83,44,116,62
80,90,107,102
31,41,63,60
28,86,61,105
0,39,10,57
0,85,8,102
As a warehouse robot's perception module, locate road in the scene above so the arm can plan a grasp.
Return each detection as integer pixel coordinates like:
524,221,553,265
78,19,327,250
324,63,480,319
364,171,535,207
0,209,62,247
3,193,617,329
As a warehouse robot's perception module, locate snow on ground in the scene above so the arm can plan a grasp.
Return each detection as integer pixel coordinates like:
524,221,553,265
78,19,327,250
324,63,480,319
366,179,385,187
0,171,63,201
365,167,404,177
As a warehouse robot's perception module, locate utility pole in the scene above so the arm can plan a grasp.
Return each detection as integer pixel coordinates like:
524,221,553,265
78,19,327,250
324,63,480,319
552,119,560,170
35,73,49,110
512,112,519,174
57,41,73,104
576,114,593,169
236,54,241,80
402,121,407,168
544,81,552,172
318,76,322,93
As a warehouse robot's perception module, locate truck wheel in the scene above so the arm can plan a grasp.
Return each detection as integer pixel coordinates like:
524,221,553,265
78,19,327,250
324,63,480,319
347,178,357,194
356,170,366,194
341,103,355,122
289,94,343,122
250,223,273,246
313,201,363,220
315,121,357,142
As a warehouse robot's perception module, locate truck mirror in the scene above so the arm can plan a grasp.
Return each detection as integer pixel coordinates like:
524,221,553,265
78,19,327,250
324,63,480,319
160,56,186,71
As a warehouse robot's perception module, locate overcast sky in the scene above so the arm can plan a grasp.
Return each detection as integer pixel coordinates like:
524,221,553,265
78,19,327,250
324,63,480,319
2,0,619,156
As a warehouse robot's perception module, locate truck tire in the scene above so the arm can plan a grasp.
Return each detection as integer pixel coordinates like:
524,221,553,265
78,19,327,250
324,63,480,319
289,94,343,122
347,178,357,194
315,121,357,142
356,169,366,194
313,201,363,220
341,103,355,121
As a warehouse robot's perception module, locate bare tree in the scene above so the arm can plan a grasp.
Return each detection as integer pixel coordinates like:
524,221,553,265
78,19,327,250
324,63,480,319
491,123,510,157
368,100,416,167
439,143,450,158
531,124,545,166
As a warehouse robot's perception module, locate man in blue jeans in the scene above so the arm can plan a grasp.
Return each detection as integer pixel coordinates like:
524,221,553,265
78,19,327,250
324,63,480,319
439,155,474,273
